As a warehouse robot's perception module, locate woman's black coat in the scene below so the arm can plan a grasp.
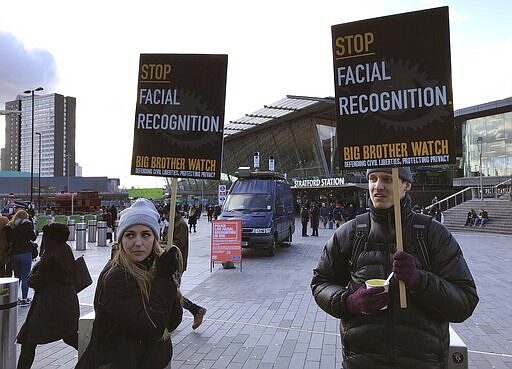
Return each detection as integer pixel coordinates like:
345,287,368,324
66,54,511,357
17,260,79,344
76,260,182,369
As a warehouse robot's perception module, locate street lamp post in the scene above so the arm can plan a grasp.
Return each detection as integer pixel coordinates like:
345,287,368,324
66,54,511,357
66,153,74,215
35,132,42,213
477,136,483,200
23,87,44,205
66,152,71,192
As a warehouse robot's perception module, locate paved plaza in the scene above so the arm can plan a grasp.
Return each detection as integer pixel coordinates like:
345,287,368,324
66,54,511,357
11,216,512,368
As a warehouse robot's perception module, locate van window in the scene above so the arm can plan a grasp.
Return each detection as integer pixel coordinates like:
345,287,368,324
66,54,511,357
224,194,272,212
230,179,273,194
277,182,293,210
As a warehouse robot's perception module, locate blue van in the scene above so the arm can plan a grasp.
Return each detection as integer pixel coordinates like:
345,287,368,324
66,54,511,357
218,168,295,256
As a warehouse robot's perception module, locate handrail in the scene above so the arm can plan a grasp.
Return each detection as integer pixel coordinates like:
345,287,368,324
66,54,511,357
493,178,512,199
425,187,473,212
494,177,512,188
426,180,511,212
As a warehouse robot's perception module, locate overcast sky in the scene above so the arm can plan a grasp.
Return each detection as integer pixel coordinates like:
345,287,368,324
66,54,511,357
1,0,510,189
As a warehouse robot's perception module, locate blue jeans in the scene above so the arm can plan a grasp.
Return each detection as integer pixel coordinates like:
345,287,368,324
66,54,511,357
12,252,32,300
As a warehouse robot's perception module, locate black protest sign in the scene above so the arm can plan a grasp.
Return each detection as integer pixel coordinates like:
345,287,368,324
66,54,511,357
131,54,228,180
332,7,455,170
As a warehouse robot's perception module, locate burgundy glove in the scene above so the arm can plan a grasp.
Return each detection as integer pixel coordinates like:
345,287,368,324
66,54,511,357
346,285,389,315
392,251,421,289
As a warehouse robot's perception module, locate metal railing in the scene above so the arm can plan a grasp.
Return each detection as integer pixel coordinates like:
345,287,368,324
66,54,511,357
493,178,512,199
426,181,512,213
425,187,474,212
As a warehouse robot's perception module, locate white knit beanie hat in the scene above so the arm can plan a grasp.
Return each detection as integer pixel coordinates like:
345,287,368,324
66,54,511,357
117,198,160,240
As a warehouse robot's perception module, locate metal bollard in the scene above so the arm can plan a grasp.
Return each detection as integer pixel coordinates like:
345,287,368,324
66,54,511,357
114,219,119,241
76,223,87,251
68,219,76,241
0,277,19,369
88,219,97,243
97,220,107,247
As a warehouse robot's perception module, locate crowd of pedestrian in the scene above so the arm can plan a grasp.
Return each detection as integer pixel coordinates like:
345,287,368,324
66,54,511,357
0,197,216,368
299,201,368,236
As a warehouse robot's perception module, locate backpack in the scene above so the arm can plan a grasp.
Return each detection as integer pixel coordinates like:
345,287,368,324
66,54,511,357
349,212,433,272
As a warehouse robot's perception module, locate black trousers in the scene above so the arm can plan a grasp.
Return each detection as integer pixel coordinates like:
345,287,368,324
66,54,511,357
301,221,308,236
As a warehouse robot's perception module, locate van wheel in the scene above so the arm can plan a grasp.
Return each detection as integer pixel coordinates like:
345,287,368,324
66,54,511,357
268,236,278,256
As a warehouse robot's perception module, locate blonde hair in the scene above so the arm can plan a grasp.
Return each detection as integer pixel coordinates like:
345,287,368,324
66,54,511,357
109,238,181,340
8,209,29,226
110,238,162,301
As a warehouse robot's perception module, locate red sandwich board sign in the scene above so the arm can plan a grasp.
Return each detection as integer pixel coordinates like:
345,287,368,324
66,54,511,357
211,219,242,271
332,7,455,170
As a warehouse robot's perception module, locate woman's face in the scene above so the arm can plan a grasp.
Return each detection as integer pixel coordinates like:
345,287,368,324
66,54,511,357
121,225,155,263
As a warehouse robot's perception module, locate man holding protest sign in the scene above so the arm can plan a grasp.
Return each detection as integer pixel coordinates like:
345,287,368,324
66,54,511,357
311,167,478,368
313,7,479,367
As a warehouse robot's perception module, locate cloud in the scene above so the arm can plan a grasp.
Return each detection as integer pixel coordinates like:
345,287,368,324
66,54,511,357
0,30,58,103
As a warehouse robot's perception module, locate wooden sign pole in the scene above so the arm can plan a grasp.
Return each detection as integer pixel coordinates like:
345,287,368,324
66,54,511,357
165,177,178,251
392,168,407,308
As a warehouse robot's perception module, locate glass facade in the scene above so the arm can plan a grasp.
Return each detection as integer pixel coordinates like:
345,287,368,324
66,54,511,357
170,96,512,206
462,111,511,177
9,93,76,178
21,94,57,177
222,119,332,181
20,95,41,173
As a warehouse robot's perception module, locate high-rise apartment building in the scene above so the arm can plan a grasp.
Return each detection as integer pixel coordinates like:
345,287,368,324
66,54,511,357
1,93,76,178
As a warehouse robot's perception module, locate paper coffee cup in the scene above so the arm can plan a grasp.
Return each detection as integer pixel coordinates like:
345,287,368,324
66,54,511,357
365,278,389,292
365,278,389,310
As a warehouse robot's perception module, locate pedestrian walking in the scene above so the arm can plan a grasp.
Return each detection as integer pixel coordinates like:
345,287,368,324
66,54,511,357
188,205,198,232
319,203,330,229
213,204,222,220
310,203,319,236
76,198,183,369
16,223,79,369
332,202,344,228
311,167,479,369
207,205,213,222
301,205,309,237
4,210,36,306
162,204,207,330
0,214,12,277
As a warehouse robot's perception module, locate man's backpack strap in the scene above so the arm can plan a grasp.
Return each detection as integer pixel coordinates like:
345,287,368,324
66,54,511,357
349,212,370,270
349,212,432,271
412,213,433,271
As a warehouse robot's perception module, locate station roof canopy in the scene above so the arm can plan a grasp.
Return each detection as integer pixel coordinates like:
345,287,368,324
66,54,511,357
223,95,335,138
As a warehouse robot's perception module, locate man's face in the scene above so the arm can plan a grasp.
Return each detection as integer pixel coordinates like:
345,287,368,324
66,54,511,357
368,172,411,209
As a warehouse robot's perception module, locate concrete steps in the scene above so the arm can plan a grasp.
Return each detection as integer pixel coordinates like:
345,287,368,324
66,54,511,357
442,199,512,235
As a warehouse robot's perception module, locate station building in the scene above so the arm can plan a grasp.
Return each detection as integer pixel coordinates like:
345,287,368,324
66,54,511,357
2,93,510,211
216,95,512,209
